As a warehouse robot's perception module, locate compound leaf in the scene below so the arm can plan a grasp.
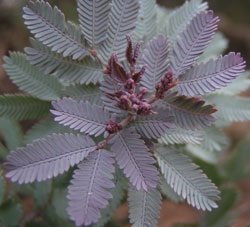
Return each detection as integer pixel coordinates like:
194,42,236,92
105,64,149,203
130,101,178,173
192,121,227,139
206,95,250,122
5,134,96,184
155,145,220,211
99,0,140,63
61,84,102,105
93,168,127,227
170,10,219,76
111,127,159,191
67,150,115,226
133,0,157,41
165,0,208,46
159,176,182,203
161,92,216,130
77,0,111,47
0,94,50,120
3,52,62,101
128,185,162,227
177,52,246,96
141,34,169,92
134,108,175,139
159,127,204,145
25,39,102,85
156,5,170,34
51,98,113,137
23,0,87,60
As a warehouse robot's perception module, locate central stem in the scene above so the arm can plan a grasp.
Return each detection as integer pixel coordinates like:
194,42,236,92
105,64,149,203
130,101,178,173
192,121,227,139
97,114,133,150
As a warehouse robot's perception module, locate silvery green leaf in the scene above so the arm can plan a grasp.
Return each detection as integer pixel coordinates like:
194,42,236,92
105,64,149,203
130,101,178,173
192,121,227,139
128,185,162,227
77,0,111,47
133,0,157,41
25,39,102,86
99,0,140,63
155,145,220,211
0,94,50,120
3,53,62,101
23,0,87,60
206,94,250,122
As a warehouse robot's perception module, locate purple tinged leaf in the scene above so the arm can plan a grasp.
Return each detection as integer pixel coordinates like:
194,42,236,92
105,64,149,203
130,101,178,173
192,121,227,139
67,149,115,226
170,10,219,76
141,34,169,92
111,127,159,191
126,34,134,65
51,98,114,136
134,108,175,139
177,52,246,96
160,92,216,130
110,54,130,82
4,134,96,184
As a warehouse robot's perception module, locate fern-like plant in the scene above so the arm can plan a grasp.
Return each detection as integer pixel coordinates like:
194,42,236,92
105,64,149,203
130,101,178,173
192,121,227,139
1,0,250,226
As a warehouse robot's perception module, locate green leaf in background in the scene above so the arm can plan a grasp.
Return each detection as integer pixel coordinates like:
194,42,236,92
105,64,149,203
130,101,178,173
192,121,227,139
201,188,238,227
44,188,73,227
14,180,52,208
223,134,250,181
0,171,6,205
51,188,69,220
0,199,22,227
0,118,23,150
0,143,8,159
0,95,50,120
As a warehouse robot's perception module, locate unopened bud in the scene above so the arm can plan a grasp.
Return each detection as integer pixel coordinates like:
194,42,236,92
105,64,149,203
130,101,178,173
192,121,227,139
124,78,135,92
137,102,152,116
137,87,148,100
117,95,132,110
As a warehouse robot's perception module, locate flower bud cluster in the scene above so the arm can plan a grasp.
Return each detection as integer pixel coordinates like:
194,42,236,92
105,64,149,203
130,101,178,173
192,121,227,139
155,70,176,99
114,88,154,116
104,35,155,117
